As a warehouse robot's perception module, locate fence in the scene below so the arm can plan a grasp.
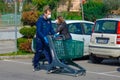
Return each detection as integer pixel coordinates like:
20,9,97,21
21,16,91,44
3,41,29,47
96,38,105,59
0,14,21,27
0,14,21,54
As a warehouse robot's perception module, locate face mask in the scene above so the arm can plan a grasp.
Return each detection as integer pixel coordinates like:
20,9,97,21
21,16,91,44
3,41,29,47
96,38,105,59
47,14,51,19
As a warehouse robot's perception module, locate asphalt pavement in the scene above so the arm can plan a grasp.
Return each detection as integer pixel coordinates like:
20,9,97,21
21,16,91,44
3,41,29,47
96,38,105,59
0,59,120,80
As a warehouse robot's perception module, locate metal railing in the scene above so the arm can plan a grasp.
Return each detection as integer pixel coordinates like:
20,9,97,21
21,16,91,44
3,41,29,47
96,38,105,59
0,20,21,27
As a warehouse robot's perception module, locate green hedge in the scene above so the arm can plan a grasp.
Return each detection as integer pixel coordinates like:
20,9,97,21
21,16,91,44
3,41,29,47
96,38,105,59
19,26,36,38
17,38,32,53
52,12,82,20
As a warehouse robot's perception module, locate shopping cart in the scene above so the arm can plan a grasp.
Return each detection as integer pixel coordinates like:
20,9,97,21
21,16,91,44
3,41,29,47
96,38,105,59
47,36,86,76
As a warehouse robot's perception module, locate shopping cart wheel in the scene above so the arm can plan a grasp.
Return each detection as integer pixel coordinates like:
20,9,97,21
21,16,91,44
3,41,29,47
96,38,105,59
47,67,61,74
74,73,79,77
80,70,86,76
47,70,52,74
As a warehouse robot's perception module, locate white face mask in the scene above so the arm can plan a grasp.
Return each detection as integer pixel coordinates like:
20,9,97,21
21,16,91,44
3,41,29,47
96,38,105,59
47,14,51,19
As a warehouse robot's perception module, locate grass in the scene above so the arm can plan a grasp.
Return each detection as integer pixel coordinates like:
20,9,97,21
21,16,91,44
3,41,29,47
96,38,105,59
0,50,33,56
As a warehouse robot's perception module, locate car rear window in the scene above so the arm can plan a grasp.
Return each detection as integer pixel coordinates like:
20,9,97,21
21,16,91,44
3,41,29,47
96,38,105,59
94,20,118,34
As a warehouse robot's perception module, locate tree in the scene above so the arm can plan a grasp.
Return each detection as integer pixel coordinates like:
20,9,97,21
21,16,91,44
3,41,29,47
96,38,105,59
0,0,6,14
83,0,107,21
32,0,60,11
21,11,39,26
103,0,120,10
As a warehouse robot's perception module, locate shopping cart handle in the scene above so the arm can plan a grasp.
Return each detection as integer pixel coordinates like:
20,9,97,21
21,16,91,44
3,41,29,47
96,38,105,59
54,35,65,40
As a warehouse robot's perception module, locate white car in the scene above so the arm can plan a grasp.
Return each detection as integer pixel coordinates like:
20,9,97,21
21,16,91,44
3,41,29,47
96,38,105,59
89,18,120,63
31,20,94,56
52,20,94,56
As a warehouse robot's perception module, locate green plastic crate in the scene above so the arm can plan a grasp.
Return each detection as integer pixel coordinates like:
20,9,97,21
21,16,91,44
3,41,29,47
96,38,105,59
53,40,84,59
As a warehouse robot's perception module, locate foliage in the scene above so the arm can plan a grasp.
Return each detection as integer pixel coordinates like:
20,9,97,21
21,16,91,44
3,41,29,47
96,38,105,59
66,12,82,20
56,12,82,20
22,3,34,11
19,26,36,38
19,39,32,52
83,1,107,21
32,0,60,11
18,26,36,53
0,50,33,56
17,38,32,53
0,0,6,14
103,0,120,11
17,37,28,47
21,11,39,26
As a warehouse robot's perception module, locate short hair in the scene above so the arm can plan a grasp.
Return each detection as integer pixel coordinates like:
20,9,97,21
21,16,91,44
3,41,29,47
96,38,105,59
43,5,51,13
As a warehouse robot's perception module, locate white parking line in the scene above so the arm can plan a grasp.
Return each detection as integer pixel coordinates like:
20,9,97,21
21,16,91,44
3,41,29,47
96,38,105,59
102,71,118,74
87,71,120,78
3,60,32,65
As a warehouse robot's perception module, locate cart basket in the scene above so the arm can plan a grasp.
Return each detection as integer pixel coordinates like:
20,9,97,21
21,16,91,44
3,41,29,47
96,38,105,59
53,39,84,60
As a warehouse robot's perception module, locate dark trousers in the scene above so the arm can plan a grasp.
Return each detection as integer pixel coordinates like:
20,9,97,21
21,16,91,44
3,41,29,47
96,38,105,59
33,38,52,68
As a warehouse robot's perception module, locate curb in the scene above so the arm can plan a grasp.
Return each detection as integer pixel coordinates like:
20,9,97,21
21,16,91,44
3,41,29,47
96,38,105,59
0,55,34,60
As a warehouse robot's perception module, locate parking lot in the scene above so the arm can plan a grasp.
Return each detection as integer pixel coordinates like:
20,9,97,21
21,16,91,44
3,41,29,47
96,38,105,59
0,59,120,80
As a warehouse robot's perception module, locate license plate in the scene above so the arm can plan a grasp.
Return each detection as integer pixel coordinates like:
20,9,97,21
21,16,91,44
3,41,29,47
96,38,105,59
96,38,108,44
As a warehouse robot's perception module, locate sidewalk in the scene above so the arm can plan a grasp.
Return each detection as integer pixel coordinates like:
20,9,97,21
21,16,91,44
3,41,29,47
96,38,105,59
0,26,22,54
0,54,33,60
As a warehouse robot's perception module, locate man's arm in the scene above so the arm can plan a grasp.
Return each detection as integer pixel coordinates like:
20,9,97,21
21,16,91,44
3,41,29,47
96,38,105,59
49,21,55,35
36,17,44,39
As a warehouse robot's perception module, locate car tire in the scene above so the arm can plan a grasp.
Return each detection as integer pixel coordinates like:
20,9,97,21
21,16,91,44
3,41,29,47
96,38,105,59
118,57,120,64
89,54,103,63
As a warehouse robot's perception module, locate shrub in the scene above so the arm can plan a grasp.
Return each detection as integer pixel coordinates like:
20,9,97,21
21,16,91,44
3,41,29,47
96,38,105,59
17,38,32,52
56,12,82,20
21,11,39,26
19,26,36,38
83,1,107,21
17,38,28,47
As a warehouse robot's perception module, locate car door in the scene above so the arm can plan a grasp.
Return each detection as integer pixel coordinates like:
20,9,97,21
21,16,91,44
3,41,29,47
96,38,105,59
67,23,85,53
81,23,94,55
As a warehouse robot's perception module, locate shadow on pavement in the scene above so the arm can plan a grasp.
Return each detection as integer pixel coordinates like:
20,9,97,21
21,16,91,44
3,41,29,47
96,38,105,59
117,68,120,72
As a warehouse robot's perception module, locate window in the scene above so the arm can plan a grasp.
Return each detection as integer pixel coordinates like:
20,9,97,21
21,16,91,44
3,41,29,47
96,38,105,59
82,23,94,35
94,20,118,34
68,23,83,34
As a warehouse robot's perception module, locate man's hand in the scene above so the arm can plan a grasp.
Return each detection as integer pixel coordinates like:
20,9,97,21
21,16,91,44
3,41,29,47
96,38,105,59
54,33,59,38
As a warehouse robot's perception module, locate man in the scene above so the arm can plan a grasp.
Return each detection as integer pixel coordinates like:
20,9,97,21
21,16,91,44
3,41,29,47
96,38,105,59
33,6,55,71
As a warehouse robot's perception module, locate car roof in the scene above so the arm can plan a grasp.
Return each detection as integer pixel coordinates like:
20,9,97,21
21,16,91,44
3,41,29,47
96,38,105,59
52,20,94,24
96,18,120,21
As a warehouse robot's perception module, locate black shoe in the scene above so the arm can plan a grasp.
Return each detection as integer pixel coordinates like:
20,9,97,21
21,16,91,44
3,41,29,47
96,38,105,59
33,63,41,72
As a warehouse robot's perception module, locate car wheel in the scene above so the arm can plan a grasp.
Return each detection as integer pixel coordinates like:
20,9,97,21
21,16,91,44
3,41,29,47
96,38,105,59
89,54,103,63
118,57,120,63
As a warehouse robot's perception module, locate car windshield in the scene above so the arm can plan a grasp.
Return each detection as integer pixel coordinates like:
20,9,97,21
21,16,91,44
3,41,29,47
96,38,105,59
94,20,118,34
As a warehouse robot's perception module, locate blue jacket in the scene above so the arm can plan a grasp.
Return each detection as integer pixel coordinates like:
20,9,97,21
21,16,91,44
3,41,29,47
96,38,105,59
36,15,55,40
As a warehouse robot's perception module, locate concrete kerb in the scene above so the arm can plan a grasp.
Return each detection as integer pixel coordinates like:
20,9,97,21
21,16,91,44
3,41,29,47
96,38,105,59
0,54,34,60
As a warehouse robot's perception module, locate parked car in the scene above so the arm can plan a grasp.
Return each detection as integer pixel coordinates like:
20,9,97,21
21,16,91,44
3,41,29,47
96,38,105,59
52,20,94,56
89,18,120,63
31,20,94,56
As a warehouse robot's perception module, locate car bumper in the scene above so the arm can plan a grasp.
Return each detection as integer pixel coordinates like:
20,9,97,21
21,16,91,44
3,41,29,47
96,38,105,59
89,45,120,58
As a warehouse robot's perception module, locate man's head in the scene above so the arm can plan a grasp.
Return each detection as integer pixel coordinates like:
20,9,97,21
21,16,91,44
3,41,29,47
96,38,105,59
43,5,51,19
